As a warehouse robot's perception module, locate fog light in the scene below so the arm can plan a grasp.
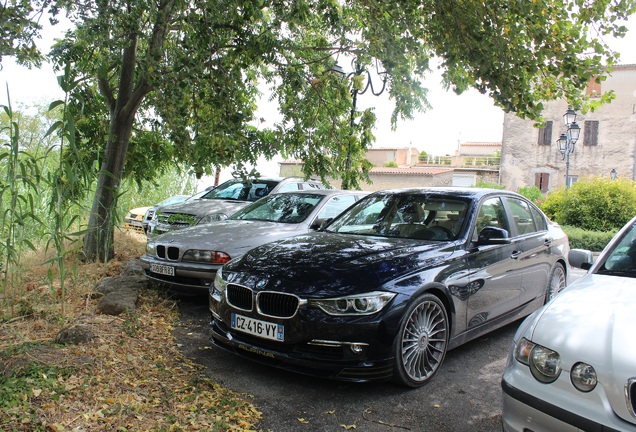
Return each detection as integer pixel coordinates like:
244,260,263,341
350,343,365,354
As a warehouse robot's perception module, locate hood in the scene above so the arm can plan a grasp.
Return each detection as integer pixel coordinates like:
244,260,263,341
530,274,636,425
150,219,308,260
226,232,455,297
128,206,151,216
157,199,250,218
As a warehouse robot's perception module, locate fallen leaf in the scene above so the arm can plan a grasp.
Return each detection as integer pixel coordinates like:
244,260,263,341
32,389,42,397
297,418,309,424
326,410,336,415
433,404,441,408
340,424,356,430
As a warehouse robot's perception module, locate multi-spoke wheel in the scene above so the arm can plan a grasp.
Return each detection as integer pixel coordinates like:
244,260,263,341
545,263,566,303
393,293,449,387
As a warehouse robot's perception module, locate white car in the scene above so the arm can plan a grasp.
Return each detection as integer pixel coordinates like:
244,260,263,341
502,215,636,431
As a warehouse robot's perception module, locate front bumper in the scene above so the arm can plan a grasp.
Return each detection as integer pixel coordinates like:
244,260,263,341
140,254,220,291
501,356,636,432
208,290,404,383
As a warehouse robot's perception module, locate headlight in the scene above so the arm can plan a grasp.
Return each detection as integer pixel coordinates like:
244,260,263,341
213,269,228,293
198,214,227,225
311,291,396,316
515,338,561,383
182,249,231,264
530,345,561,383
146,241,156,255
571,362,597,392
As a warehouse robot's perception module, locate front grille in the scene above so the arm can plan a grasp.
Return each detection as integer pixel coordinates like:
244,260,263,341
227,284,253,311
156,245,180,260
156,212,197,227
257,292,300,318
145,209,155,220
628,377,636,419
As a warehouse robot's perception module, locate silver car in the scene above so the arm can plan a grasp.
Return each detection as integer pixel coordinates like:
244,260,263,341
141,189,367,292
502,215,636,431
146,177,325,237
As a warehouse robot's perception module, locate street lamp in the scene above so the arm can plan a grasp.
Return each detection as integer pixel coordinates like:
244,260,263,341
556,108,580,188
332,59,388,189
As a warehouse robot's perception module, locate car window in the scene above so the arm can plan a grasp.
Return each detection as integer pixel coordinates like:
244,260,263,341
597,221,636,275
327,194,469,241
316,195,357,220
201,179,278,202
505,197,540,236
475,197,510,237
277,183,300,193
231,193,323,223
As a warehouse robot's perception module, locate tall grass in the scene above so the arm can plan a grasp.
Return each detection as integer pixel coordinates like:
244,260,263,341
1,83,197,321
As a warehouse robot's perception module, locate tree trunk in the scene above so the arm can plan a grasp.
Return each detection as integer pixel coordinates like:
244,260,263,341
83,34,145,262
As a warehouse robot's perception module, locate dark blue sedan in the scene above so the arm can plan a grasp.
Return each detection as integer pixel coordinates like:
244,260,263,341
209,188,570,387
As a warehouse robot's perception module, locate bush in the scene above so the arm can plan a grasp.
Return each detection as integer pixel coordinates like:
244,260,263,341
561,225,617,251
383,161,398,168
516,185,543,204
474,181,505,189
541,177,636,231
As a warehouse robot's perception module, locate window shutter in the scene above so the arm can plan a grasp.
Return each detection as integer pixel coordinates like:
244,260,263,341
583,121,599,146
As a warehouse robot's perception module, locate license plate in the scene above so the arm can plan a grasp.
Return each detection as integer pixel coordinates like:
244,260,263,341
150,263,174,276
231,313,284,341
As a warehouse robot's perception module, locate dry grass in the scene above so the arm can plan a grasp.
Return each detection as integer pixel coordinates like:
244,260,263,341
0,229,262,431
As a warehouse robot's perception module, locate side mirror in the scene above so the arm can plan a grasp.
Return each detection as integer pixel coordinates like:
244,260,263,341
310,217,332,230
477,226,511,245
569,249,593,270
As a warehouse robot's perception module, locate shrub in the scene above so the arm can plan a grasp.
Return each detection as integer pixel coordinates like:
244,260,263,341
383,161,398,168
561,225,617,251
418,150,428,161
474,181,505,190
541,177,636,231
517,185,543,205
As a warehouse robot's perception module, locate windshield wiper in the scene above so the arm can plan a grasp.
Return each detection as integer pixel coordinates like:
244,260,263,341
596,269,636,277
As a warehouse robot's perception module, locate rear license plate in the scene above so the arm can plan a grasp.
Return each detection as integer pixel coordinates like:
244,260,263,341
231,313,284,341
150,263,174,276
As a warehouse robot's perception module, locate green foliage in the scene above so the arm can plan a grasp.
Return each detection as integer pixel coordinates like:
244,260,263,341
517,185,543,204
561,225,618,251
474,181,505,190
383,161,398,168
418,150,428,161
0,356,70,420
541,177,636,231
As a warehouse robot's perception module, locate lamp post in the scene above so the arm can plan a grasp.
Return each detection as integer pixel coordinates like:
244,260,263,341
556,108,580,188
332,59,388,189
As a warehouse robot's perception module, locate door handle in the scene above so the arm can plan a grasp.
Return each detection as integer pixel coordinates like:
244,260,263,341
511,250,522,259
544,238,553,247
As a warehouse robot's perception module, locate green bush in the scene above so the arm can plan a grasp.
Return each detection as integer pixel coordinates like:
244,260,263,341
561,225,617,251
541,177,636,231
383,161,398,168
517,185,543,205
474,181,505,190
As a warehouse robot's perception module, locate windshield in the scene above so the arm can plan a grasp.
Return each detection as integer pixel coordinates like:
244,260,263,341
597,219,636,278
230,193,323,223
325,193,469,241
201,179,279,202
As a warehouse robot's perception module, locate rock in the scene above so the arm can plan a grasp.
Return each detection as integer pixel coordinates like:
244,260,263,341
55,325,95,345
94,266,148,316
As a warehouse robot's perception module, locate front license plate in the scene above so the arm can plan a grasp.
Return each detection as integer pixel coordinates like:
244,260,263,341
150,263,174,276
231,313,284,341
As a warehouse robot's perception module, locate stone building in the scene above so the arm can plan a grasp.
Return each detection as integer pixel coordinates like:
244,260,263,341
500,64,636,191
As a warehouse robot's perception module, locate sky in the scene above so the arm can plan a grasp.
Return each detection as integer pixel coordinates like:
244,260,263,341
1,13,635,188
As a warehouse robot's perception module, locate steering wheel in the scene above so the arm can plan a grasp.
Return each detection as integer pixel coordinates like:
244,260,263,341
428,226,454,240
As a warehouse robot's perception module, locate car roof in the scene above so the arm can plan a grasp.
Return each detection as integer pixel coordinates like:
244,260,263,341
370,187,521,200
275,189,369,197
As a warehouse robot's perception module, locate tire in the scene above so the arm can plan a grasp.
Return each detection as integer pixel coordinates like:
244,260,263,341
545,263,566,304
393,293,449,387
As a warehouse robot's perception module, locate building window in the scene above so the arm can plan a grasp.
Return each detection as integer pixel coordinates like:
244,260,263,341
566,176,579,188
583,121,599,146
537,121,553,145
586,77,601,98
534,173,550,192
